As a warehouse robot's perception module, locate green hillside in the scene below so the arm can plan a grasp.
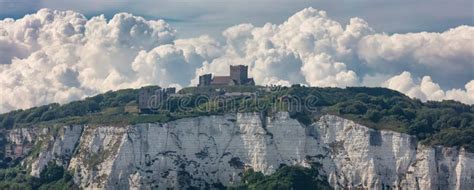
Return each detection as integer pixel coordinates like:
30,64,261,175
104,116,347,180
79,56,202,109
0,86,473,152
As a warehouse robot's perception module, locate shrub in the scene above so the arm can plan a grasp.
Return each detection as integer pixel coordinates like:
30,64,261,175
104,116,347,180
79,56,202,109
39,162,64,184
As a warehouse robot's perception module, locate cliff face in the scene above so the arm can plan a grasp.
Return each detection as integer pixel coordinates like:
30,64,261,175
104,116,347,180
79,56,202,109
5,113,474,189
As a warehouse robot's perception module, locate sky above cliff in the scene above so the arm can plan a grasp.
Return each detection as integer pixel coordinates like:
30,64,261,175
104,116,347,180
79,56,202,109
1,0,472,38
0,0,473,112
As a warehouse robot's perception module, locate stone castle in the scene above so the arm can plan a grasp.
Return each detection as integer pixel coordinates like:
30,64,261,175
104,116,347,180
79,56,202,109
138,65,254,113
138,87,175,113
198,65,255,86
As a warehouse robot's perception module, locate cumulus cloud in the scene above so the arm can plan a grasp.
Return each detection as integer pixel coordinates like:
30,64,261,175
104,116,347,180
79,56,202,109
383,72,474,104
358,26,474,88
131,36,221,89
0,9,211,112
0,8,473,113
195,8,373,87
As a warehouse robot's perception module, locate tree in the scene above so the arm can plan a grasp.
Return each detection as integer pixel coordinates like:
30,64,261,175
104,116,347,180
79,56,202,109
1,116,14,129
365,110,381,122
39,162,64,184
241,166,331,190
339,101,368,115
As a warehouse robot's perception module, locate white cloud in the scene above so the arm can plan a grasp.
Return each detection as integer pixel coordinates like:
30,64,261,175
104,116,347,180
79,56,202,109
196,8,371,87
445,81,474,104
383,71,426,100
358,26,474,88
384,71,474,104
302,53,358,87
0,8,473,113
420,76,445,101
0,9,179,112
131,41,217,88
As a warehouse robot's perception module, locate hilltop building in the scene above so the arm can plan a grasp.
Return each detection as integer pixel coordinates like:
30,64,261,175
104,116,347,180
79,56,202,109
138,86,175,113
198,65,255,87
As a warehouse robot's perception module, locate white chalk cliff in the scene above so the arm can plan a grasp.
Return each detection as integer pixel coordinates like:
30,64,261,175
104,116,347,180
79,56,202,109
6,112,474,189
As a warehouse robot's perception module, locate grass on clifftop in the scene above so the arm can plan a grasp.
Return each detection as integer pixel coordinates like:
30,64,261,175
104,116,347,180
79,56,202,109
0,85,473,152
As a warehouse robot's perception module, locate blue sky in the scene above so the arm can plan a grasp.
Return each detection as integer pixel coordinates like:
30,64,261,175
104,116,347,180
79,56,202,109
1,0,473,38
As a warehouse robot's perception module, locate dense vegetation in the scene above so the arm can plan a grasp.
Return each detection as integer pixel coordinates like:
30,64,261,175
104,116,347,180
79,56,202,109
0,88,138,128
231,164,331,190
0,162,77,189
0,85,473,152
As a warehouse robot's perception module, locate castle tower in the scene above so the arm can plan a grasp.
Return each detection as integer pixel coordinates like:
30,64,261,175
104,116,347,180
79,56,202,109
230,65,248,85
198,74,212,86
